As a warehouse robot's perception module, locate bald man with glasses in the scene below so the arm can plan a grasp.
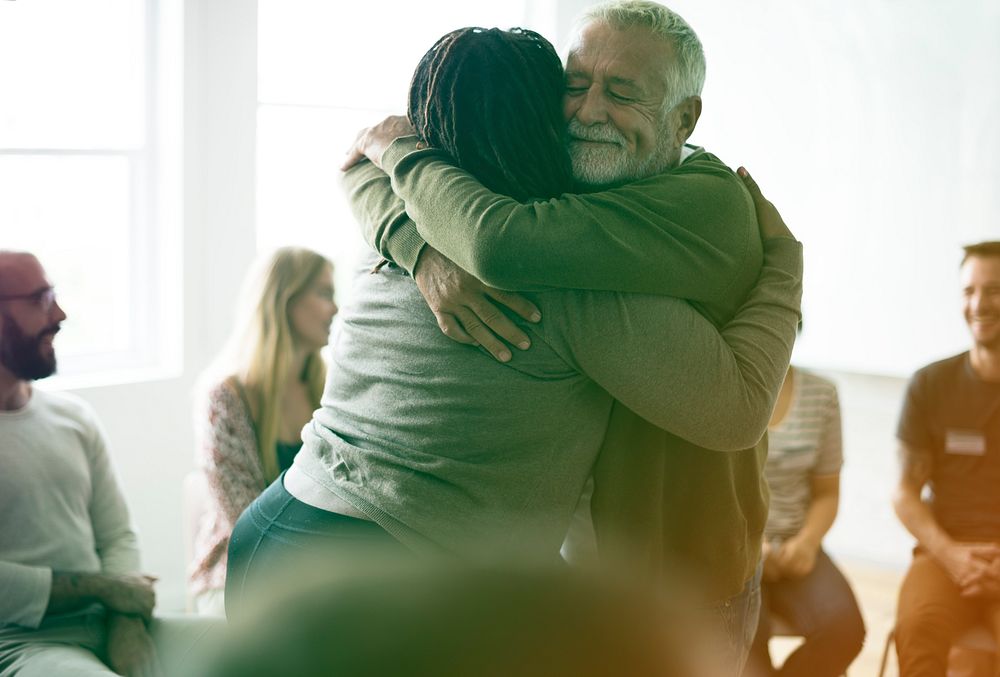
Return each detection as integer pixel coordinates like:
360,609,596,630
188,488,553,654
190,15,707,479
0,250,159,677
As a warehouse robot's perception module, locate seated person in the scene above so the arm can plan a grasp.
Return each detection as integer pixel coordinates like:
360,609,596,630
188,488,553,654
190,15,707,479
743,364,865,677
0,250,157,677
893,241,1000,676
189,247,336,615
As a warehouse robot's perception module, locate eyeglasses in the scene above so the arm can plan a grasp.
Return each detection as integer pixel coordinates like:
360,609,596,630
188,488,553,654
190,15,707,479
0,286,57,312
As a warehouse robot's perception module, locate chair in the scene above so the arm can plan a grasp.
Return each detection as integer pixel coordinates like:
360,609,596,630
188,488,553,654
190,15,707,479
878,623,998,677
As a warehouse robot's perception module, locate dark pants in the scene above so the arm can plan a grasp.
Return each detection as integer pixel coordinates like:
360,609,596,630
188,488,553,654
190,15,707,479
896,549,1000,677
744,549,865,677
225,474,403,620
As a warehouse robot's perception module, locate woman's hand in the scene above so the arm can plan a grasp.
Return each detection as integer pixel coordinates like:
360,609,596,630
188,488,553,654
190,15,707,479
342,115,417,170
737,167,795,241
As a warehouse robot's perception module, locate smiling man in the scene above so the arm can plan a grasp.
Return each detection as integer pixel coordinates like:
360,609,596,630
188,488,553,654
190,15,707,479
338,3,783,671
893,241,1000,675
0,251,159,677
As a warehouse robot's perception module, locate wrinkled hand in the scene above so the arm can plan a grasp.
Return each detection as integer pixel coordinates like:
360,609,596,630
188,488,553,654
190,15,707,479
98,574,157,620
413,246,541,362
761,541,783,583
774,536,819,579
737,167,795,241
106,614,160,677
342,115,416,171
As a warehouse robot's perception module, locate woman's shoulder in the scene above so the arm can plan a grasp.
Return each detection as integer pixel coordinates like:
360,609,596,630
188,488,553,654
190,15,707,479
203,375,254,419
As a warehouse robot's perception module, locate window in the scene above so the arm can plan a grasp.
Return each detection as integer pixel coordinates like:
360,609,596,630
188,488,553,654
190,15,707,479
0,0,181,386
256,0,556,298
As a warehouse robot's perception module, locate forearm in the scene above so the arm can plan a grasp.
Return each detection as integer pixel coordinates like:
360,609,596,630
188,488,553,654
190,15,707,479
683,236,801,447
45,571,110,615
796,492,838,548
573,237,801,451
382,137,758,306
894,488,954,557
341,159,426,275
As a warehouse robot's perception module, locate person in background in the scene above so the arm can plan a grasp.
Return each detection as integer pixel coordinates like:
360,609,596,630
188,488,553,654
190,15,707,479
893,240,1000,676
743,363,865,677
0,250,158,677
188,247,337,615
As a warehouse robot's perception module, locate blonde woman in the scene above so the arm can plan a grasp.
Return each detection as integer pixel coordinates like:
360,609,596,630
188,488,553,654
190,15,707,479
189,247,337,615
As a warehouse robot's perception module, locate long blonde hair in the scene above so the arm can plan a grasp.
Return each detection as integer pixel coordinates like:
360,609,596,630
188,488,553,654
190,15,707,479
212,247,331,482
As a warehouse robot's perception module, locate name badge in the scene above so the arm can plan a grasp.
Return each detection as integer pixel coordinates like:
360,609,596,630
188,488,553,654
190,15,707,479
945,429,987,455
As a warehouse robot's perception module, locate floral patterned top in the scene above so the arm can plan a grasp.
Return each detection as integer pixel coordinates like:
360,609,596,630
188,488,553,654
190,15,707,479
188,377,266,596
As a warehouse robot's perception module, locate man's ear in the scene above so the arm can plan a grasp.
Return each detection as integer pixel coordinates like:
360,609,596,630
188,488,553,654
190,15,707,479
674,96,702,145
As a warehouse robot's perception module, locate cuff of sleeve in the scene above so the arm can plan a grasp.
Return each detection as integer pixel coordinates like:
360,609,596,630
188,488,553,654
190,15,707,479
386,228,428,276
0,564,52,629
380,135,424,175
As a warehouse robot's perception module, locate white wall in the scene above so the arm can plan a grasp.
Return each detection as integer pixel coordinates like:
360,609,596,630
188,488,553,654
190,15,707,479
65,0,258,611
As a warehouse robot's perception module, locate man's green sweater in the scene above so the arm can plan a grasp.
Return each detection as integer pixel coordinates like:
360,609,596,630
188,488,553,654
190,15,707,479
343,137,790,600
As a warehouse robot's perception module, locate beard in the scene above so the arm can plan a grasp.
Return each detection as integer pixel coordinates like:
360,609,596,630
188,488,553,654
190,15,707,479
566,117,678,189
0,313,59,380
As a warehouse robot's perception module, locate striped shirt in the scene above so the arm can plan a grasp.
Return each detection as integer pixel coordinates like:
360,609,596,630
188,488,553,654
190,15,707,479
764,369,843,540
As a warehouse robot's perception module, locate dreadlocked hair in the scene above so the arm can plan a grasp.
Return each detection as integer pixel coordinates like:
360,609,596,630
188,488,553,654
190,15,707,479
408,27,574,203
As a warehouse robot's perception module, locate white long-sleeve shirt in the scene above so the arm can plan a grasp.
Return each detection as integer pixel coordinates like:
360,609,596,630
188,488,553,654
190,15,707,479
0,388,139,629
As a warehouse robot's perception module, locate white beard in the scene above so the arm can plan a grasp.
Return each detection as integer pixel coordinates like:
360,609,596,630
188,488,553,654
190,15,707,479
566,118,678,187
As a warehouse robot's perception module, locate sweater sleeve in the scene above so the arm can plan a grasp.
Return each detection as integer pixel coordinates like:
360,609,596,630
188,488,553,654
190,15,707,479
0,560,52,628
547,237,802,451
197,381,267,528
341,159,427,275
85,411,141,576
379,137,759,318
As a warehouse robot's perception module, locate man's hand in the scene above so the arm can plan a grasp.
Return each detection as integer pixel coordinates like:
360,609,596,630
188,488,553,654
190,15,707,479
96,574,157,621
961,553,1000,598
935,542,1000,593
773,535,819,579
413,246,541,363
737,167,795,240
342,115,416,171
106,614,160,677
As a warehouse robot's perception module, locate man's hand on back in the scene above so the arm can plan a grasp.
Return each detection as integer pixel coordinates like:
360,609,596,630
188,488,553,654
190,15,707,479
342,115,417,171
413,246,541,363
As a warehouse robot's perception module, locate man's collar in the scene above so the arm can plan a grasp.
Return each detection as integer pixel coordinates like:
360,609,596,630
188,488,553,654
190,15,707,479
679,143,704,165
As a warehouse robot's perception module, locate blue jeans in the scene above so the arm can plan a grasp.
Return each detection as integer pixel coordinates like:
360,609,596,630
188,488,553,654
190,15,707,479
711,563,763,676
744,549,865,677
225,474,403,620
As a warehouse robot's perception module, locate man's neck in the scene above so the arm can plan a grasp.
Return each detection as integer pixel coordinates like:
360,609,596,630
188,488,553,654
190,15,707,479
0,370,31,411
969,344,1000,382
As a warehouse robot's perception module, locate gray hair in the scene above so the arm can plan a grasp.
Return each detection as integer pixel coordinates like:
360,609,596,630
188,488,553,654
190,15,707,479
580,1,706,111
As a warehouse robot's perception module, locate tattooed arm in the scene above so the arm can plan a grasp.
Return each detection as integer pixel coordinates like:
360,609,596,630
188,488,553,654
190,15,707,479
893,442,1000,592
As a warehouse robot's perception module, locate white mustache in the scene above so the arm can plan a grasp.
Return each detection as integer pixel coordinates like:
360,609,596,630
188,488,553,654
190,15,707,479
566,120,627,146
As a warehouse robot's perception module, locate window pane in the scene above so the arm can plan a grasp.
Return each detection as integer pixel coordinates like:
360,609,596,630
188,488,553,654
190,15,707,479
0,155,132,358
0,0,146,149
258,0,529,110
256,105,375,294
